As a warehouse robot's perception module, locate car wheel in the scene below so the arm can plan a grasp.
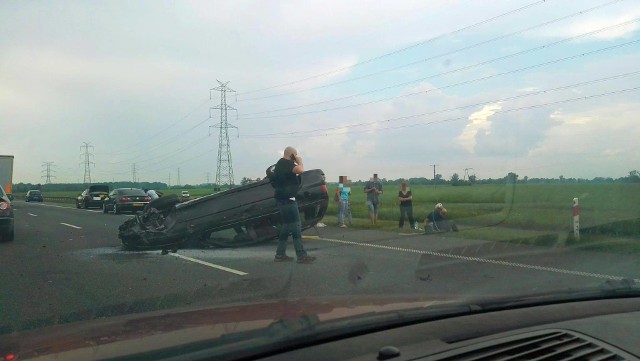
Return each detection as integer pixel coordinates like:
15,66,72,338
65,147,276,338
113,203,120,215
103,203,108,213
83,201,89,209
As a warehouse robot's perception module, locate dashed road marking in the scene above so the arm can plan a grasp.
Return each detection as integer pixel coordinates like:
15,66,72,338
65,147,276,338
169,253,248,276
60,223,82,229
27,213,38,217
319,237,640,283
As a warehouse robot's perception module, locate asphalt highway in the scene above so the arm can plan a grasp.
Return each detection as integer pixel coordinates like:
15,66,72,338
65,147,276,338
1,200,638,334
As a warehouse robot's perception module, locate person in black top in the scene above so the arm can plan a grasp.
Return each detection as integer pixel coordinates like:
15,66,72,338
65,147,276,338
270,146,315,264
398,181,419,230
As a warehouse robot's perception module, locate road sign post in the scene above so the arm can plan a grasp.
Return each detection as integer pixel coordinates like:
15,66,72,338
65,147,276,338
572,197,580,241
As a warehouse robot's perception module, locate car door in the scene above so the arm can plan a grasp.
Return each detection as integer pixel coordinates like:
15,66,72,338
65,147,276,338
105,190,117,211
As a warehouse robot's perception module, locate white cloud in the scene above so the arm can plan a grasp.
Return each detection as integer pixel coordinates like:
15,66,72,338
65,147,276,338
526,104,640,177
530,10,640,41
457,103,502,154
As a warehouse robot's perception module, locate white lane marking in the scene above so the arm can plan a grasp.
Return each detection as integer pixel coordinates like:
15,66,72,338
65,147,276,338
319,238,640,283
28,213,38,217
169,253,248,276
60,223,82,229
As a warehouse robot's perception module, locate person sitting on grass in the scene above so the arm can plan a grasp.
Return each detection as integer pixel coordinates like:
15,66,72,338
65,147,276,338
423,203,458,233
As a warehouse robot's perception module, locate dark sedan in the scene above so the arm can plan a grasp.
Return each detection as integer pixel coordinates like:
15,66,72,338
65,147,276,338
25,190,43,202
76,185,110,209
103,188,151,214
0,185,14,242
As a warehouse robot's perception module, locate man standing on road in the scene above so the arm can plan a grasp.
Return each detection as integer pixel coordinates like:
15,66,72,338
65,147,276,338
364,173,383,224
270,146,316,264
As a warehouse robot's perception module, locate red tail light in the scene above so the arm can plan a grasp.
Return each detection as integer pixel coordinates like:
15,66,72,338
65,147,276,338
321,185,328,194
120,196,132,202
0,201,9,211
144,196,151,201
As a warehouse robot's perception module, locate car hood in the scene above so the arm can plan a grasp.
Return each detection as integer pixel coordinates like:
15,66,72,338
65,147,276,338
0,296,443,360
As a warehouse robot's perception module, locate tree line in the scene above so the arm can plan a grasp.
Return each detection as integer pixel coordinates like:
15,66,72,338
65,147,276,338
13,170,640,193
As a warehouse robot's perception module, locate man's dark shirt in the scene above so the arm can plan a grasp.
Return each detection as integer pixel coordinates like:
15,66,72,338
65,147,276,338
272,158,300,200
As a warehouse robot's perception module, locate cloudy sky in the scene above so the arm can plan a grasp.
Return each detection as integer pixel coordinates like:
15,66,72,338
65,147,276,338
1,0,639,185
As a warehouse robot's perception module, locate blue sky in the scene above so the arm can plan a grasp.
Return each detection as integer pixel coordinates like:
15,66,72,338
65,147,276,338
1,0,639,185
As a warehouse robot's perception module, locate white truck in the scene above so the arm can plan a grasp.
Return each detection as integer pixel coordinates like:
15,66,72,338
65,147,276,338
0,155,14,200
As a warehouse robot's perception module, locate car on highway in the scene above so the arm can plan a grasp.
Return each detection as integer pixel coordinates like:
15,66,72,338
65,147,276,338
119,168,328,250
180,190,190,201
24,189,43,202
0,185,14,242
103,188,152,214
75,185,110,209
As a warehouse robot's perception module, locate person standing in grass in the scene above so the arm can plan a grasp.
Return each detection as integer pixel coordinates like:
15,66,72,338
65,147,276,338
337,178,353,227
398,181,420,230
364,173,383,224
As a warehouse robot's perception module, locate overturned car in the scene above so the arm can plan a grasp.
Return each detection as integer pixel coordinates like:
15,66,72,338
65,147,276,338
118,168,329,250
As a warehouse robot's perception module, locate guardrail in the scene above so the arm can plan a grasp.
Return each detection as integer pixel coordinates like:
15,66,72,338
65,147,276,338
42,197,76,204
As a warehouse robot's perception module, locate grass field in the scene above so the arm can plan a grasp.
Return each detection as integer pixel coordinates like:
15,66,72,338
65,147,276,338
17,183,640,252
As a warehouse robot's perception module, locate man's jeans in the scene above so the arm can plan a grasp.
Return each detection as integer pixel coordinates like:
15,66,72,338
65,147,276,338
276,199,307,257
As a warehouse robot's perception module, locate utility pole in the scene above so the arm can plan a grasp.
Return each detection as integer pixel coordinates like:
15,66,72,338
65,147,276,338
41,161,56,184
205,172,211,185
80,142,95,184
177,167,181,187
132,163,137,183
430,164,438,188
210,80,238,190
168,172,171,188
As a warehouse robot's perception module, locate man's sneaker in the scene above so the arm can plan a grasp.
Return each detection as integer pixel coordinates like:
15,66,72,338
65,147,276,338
274,255,294,262
339,224,348,228
297,255,316,264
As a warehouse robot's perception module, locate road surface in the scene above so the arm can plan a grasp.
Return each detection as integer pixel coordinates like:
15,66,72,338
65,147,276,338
1,200,638,334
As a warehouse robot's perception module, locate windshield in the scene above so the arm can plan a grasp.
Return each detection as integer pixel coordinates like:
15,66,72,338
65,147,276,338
1,1,639,359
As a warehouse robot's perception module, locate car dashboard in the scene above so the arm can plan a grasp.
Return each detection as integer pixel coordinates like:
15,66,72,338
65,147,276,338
259,297,640,361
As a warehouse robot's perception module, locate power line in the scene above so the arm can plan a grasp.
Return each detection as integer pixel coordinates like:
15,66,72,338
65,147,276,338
100,118,212,164
237,21,639,119
237,0,625,103
243,86,640,139
236,0,549,97
241,70,640,138
105,98,210,156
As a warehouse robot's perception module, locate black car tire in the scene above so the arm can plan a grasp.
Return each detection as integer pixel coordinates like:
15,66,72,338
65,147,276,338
83,201,89,209
113,203,120,215
103,203,108,213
